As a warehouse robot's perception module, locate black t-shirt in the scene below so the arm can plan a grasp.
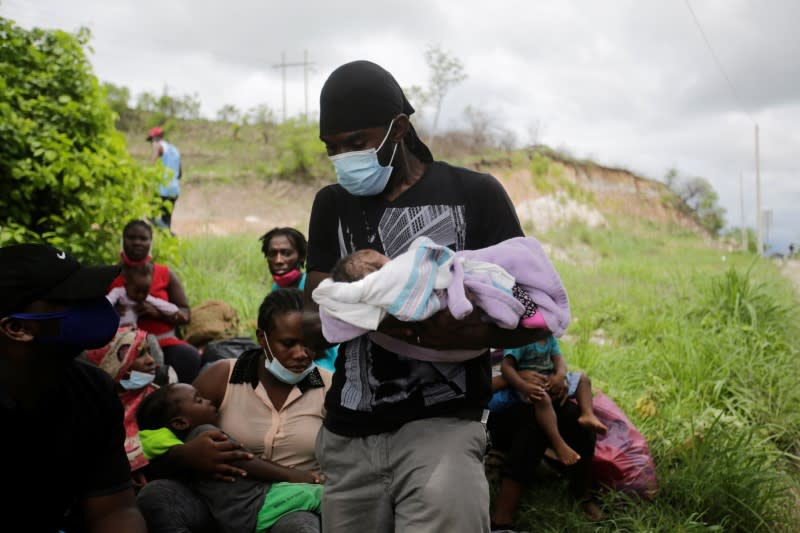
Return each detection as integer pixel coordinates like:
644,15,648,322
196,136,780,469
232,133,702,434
307,161,524,436
1,358,132,531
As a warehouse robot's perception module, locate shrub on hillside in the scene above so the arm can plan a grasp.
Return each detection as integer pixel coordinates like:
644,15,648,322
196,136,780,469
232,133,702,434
0,18,162,261
272,118,332,182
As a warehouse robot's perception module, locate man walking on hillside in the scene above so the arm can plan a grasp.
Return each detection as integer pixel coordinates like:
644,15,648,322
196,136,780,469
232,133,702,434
146,126,182,231
302,60,551,533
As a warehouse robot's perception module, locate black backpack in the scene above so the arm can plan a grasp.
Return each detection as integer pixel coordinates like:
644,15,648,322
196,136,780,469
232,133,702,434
202,337,260,364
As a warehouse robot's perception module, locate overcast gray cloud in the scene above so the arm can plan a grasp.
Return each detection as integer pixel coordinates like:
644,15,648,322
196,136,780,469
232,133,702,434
3,0,798,252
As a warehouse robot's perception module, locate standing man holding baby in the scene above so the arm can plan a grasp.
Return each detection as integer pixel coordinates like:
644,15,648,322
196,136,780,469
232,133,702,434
303,60,551,533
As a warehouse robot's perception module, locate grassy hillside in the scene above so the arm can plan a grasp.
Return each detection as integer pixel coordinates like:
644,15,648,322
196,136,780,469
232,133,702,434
123,114,706,242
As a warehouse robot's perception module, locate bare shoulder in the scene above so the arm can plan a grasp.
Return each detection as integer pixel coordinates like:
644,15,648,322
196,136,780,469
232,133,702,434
193,359,233,405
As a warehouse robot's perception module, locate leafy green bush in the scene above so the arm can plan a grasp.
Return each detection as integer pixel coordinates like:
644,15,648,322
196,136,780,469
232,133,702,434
0,18,163,261
272,118,332,182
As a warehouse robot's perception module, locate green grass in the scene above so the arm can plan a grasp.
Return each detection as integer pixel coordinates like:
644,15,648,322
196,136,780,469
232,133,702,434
536,221,800,532
164,220,800,532
172,232,270,337
123,118,333,184
125,120,276,183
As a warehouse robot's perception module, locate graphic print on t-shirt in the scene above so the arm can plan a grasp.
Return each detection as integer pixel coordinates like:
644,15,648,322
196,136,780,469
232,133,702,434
337,205,469,412
378,205,467,257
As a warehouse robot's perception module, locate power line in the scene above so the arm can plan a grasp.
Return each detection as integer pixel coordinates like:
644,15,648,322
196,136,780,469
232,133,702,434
272,50,315,122
684,0,755,124
685,0,766,255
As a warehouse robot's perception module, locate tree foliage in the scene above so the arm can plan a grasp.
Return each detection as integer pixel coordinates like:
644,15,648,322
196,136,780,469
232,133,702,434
663,168,726,236
722,226,757,253
462,105,517,152
101,81,142,131
271,118,330,182
134,86,201,128
135,87,201,119
0,18,163,261
425,45,467,136
102,82,130,118
246,104,275,144
216,104,240,124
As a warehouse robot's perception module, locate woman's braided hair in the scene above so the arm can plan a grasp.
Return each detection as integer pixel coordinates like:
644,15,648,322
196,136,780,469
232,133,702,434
257,288,304,334
232,289,306,386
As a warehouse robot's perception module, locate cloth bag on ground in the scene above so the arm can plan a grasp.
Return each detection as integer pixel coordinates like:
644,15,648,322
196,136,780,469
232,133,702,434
183,299,240,348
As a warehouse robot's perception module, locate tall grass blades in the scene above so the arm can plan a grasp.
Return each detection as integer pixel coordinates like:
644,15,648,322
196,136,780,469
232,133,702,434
700,262,791,332
658,420,796,532
173,233,270,336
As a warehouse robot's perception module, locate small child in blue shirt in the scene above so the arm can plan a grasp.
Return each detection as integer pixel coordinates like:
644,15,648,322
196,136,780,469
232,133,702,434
490,334,607,465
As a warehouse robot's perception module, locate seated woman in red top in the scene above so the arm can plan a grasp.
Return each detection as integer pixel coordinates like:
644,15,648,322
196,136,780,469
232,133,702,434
109,220,202,382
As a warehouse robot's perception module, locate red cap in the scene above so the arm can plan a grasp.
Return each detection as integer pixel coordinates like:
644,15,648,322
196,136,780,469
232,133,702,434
146,126,164,141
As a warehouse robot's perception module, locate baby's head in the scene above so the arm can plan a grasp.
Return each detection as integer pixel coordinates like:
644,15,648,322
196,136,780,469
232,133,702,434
331,249,390,282
123,264,153,303
136,383,219,440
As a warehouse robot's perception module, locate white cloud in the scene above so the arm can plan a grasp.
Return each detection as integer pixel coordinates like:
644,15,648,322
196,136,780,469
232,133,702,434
3,0,798,251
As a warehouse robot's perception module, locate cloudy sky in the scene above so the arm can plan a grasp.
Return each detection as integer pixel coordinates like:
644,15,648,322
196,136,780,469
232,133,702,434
4,0,798,252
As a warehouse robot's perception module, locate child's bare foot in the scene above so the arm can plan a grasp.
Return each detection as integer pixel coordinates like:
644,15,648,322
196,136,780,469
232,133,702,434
553,441,581,465
580,499,604,522
578,413,608,434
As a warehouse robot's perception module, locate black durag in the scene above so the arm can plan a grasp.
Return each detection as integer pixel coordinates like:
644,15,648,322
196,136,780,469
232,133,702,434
319,60,433,163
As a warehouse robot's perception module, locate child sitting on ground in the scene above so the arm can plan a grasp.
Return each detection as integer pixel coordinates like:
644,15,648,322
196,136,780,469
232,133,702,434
495,334,607,466
313,236,569,361
136,383,323,533
106,264,184,327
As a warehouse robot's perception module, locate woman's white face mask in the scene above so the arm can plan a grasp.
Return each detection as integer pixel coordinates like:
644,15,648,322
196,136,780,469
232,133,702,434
262,332,315,385
119,370,156,390
329,118,398,196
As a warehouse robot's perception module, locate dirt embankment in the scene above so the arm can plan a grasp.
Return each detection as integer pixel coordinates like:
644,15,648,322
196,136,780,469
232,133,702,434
171,179,320,237
170,152,704,238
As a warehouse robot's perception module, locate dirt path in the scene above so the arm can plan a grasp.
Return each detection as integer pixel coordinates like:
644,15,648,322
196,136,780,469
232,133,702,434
171,178,319,236
779,258,800,296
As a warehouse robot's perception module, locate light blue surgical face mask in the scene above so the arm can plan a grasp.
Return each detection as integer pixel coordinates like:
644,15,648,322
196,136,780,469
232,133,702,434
329,118,398,196
120,370,156,390
262,333,315,385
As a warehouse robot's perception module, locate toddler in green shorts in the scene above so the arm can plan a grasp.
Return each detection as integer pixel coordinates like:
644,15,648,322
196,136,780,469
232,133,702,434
137,383,323,532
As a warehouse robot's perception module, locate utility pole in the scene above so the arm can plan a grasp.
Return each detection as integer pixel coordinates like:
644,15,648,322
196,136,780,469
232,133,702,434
272,50,315,122
763,209,773,252
739,172,746,252
755,123,763,256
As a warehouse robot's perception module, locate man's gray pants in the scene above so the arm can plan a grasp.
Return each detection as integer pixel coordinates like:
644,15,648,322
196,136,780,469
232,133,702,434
317,416,490,533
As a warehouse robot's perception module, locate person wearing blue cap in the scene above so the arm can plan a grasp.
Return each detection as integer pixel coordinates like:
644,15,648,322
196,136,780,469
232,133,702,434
0,243,147,532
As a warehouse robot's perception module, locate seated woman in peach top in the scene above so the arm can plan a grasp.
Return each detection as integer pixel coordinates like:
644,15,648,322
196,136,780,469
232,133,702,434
136,289,331,533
